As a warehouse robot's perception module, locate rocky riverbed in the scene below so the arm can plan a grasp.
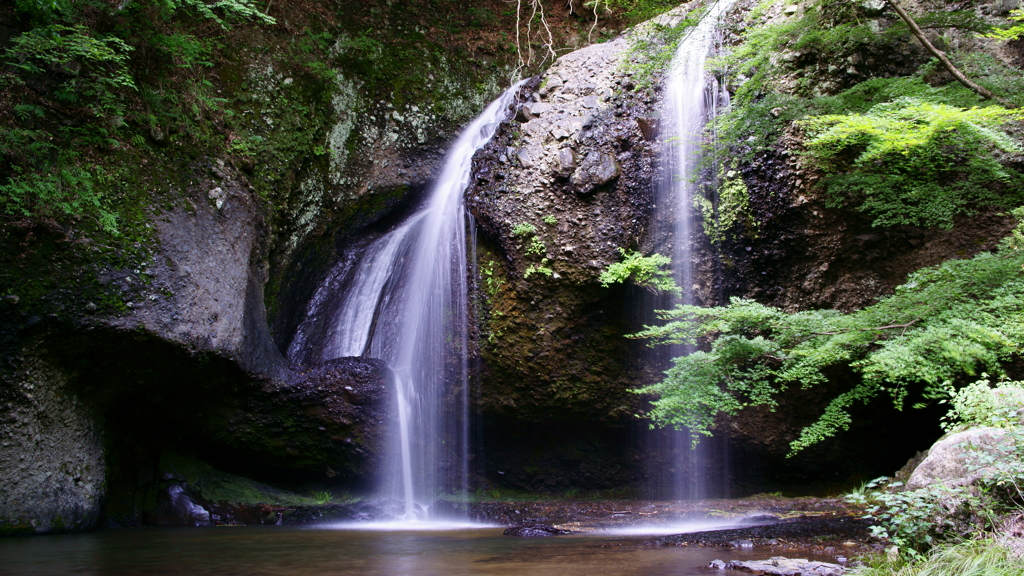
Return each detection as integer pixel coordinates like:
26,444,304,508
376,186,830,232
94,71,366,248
251,495,876,565
477,496,875,560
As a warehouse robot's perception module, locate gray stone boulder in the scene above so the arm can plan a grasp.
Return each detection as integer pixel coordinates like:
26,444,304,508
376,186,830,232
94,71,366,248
710,557,845,576
570,151,620,194
906,427,1015,490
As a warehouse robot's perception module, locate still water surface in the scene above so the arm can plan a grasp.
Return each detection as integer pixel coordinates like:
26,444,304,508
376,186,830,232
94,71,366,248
0,526,798,575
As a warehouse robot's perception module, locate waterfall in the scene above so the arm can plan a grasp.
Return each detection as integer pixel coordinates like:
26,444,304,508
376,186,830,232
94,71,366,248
289,82,525,520
652,0,737,500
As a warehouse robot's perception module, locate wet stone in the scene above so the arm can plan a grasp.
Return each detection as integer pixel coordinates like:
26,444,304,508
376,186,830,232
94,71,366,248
713,557,846,576
570,151,620,194
503,524,575,537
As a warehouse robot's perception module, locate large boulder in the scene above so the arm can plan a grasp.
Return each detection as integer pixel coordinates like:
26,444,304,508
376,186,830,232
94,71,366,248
711,557,846,576
463,7,674,491
0,353,105,535
906,427,1015,490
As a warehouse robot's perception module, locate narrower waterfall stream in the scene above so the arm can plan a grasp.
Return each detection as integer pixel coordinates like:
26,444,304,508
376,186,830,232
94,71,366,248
289,82,524,521
654,0,737,499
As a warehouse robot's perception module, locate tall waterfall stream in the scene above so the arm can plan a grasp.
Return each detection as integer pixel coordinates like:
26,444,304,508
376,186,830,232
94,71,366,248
653,0,738,499
289,82,525,521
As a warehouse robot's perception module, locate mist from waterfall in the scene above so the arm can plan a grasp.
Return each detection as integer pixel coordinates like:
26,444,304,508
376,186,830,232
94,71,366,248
289,82,525,521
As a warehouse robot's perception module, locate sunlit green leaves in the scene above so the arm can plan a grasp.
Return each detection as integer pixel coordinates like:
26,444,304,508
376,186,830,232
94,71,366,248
633,243,1024,454
802,99,1024,165
801,98,1024,228
5,25,137,118
984,8,1024,41
153,0,276,28
599,248,680,295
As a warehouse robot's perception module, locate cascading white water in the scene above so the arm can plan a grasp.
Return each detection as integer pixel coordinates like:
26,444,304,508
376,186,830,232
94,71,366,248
654,0,737,499
289,82,525,520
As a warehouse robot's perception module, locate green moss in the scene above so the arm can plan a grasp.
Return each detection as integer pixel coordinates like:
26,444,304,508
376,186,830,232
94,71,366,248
50,515,65,532
159,452,320,507
476,236,638,421
695,165,755,243
0,519,35,536
622,5,706,90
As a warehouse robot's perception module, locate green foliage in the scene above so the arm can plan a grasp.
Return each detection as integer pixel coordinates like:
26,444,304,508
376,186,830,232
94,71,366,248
512,222,537,236
851,478,991,555
525,236,546,256
542,214,557,225
481,260,504,297
5,25,137,118
709,0,1024,213
941,377,1024,433
0,160,119,233
848,425,1024,557
589,0,681,25
850,537,1024,576
985,9,1024,41
623,6,705,89
512,221,548,259
1006,207,1024,252
633,241,1024,453
848,388,1024,556
153,0,275,28
524,259,554,279
801,98,1024,228
150,33,213,68
694,166,755,243
704,0,1024,237
599,248,680,295
715,0,994,107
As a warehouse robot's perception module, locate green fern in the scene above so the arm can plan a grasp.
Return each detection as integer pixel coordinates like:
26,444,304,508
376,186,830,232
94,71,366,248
633,227,1024,453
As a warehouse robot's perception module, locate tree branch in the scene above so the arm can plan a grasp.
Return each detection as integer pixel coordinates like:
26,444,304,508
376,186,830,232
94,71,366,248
886,0,1017,108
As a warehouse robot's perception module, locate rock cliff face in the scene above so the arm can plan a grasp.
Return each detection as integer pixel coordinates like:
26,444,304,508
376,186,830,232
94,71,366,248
0,348,104,535
465,22,669,490
0,149,395,532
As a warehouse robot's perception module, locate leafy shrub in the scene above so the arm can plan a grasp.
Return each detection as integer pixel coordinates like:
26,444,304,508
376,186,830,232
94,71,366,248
941,377,1024,433
632,237,1024,452
848,427,1024,557
801,98,1024,228
600,248,680,295
856,479,984,554
0,159,118,233
4,25,137,118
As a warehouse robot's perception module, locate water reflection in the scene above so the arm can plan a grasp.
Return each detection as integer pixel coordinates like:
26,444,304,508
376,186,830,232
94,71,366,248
0,526,801,575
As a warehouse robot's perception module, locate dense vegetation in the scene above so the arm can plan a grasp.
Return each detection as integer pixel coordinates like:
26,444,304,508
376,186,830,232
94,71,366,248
701,0,1024,234
628,0,1024,566
637,0,1024,448
635,226,1024,451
